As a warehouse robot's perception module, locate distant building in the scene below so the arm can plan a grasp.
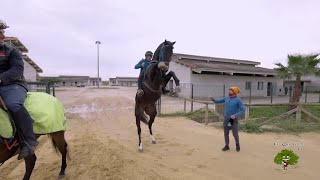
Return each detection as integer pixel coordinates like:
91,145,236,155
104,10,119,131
109,78,116,86
109,77,138,86
38,75,102,87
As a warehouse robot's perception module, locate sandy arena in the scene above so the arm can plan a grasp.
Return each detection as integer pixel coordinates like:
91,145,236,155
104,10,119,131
1,87,319,180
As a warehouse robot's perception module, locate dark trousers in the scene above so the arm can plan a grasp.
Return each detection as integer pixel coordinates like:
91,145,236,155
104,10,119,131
0,84,37,146
138,73,143,89
223,117,240,146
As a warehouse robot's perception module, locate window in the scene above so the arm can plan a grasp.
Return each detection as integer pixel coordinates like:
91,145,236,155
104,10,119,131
245,82,252,90
258,82,264,90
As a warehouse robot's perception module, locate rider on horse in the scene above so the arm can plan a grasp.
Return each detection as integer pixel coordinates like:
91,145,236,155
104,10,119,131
0,20,38,160
135,51,154,96
135,50,170,97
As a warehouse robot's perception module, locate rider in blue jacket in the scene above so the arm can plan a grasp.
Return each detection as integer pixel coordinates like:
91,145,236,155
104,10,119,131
135,51,153,96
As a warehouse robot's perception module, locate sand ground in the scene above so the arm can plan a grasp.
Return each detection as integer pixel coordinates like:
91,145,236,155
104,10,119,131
1,87,319,180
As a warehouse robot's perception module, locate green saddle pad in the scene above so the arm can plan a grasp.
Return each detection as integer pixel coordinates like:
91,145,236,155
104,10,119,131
0,108,13,138
0,92,66,138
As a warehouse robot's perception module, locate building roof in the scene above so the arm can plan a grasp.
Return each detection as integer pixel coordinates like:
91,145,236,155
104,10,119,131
22,54,43,73
173,53,260,66
173,55,276,76
4,37,28,53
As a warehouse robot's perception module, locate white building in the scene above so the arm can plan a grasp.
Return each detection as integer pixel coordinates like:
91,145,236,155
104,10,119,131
4,37,43,82
168,53,279,99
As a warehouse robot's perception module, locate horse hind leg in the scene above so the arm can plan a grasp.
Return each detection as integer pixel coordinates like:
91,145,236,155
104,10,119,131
135,115,143,152
146,105,157,144
50,131,69,178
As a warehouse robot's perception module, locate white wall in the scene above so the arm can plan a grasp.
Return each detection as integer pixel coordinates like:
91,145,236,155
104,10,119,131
23,59,37,82
168,61,192,98
190,74,279,99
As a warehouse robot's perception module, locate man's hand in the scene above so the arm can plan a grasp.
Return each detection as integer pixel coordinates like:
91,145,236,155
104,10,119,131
230,115,236,120
142,63,145,67
208,96,213,100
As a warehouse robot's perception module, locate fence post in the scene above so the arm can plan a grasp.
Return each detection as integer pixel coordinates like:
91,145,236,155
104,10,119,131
245,105,250,120
289,88,292,103
223,84,226,97
46,82,50,94
270,84,273,104
249,83,252,110
296,104,301,125
52,83,56,97
205,104,209,125
158,97,161,114
319,92,320,103
191,84,194,112
184,99,186,113
305,87,308,103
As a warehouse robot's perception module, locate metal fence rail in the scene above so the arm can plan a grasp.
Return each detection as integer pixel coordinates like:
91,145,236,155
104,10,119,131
26,82,55,96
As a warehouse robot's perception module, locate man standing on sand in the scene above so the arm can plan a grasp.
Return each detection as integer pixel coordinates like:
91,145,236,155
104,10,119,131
209,86,245,152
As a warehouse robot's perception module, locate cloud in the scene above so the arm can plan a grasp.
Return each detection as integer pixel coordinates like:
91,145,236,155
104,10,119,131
1,0,320,80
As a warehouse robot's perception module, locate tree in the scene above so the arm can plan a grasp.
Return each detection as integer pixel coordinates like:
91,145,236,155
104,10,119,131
275,54,320,105
39,77,61,84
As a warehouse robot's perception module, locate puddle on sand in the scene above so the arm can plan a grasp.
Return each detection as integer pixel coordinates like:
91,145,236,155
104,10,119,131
65,103,134,119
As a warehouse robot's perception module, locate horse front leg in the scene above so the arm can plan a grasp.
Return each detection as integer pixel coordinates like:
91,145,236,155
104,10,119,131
23,154,37,180
163,71,180,92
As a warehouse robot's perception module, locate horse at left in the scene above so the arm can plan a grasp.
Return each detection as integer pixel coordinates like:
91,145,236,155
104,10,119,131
0,92,69,180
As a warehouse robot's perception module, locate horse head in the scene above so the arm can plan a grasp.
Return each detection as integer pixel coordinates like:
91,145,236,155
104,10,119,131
157,39,175,72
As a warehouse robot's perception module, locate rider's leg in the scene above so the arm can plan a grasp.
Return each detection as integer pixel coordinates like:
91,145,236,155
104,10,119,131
137,73,144,96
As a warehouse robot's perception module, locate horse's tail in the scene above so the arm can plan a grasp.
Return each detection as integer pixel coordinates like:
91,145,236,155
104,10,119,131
48,131,70,160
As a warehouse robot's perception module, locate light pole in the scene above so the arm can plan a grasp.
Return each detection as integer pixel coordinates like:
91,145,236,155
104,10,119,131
95,41,101,88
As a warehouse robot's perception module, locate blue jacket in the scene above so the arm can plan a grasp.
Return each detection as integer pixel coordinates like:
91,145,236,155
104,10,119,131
212,96,245,119
134,59,152,75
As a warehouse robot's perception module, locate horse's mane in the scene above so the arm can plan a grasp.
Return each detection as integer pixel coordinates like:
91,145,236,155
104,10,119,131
152,42,164,61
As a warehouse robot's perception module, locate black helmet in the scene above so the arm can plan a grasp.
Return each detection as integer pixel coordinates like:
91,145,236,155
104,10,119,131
0,20,9,30
145,51,153,57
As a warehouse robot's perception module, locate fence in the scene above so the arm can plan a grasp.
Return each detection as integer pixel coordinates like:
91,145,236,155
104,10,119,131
156,94,320,127
174,83,320,105
26,82,56,96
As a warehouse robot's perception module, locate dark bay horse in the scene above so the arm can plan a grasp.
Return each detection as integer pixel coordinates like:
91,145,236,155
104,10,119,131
135,40,180,151
0,97,69,180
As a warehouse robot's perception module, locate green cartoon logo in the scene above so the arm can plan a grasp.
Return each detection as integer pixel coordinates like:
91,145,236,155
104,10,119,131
274,149,299,171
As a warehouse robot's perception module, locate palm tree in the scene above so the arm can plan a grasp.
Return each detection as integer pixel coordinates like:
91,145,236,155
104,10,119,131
275,53,320,105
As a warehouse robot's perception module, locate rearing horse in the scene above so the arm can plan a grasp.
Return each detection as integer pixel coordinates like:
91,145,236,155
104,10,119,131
135,40,180,152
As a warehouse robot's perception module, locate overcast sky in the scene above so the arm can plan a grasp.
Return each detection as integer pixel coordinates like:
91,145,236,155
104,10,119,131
2,0,320,80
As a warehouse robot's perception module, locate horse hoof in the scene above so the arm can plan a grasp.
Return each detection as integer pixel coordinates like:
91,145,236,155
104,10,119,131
152,140,157,144
57,175,65,179
175,86,181,93
139,148,143,152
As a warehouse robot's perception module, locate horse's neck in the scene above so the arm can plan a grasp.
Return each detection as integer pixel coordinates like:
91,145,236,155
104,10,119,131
152,43,164,61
